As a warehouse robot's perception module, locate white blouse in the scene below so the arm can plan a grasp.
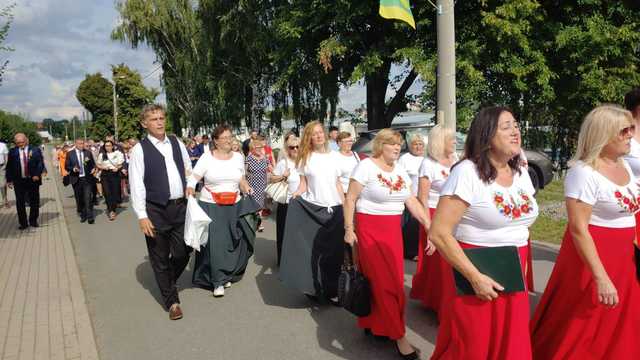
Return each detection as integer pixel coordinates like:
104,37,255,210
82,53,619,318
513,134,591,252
334,151,360,193
273,157,301,203
97,151,124,170
299,151,342,207
624,138,640,177
398,152,424,195
188,151,245,204
441,159,538,247
418,156,451,209
565,161,639,228
351,158,412,215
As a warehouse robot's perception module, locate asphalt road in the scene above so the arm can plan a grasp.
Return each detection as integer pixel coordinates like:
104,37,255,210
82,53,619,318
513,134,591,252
56,180,559,360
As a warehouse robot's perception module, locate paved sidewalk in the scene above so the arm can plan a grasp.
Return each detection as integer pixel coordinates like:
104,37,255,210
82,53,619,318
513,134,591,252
0,160,99,360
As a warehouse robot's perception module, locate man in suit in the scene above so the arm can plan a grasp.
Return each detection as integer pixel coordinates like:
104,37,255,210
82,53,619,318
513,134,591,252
65,138,96,224
129,103,192,320
5,133,46,229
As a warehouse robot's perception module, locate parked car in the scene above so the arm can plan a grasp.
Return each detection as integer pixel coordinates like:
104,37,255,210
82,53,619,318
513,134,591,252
352,125,554,192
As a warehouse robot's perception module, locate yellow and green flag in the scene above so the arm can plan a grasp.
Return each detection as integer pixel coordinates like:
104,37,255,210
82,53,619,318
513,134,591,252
379,0,416,29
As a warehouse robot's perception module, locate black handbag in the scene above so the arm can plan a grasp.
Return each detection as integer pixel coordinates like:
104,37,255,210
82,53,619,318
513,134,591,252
338,246,371,317
62,175,70,187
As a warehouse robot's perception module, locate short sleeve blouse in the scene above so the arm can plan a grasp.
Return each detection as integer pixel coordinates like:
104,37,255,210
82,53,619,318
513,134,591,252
440,159,539,247
351,158,412,215
189,151,245,204
299,151,342,207
398,152,424,195
418,156,451,209
564,161,639,228
334,151,360,193
273,157,301,203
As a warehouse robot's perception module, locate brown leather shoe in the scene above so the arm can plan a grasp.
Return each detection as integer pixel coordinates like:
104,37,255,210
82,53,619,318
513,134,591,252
169,304,183,320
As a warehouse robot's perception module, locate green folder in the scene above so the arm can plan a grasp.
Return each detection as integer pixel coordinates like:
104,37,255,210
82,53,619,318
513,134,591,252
453,246,525,296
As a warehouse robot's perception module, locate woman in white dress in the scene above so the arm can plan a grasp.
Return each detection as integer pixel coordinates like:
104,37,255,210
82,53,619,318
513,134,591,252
279,120,345,303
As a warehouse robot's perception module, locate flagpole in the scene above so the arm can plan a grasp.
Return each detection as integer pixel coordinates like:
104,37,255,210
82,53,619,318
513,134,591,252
436,0,456,130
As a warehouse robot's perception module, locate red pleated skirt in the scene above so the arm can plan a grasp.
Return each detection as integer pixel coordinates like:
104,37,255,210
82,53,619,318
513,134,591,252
355,212,406,340
530,225,640,360
431,243,531,360
635,212,640,244
410,208,453,314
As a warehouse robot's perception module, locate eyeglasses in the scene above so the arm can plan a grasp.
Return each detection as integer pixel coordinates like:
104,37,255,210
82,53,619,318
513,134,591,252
619,125,636,137
288,145,299,150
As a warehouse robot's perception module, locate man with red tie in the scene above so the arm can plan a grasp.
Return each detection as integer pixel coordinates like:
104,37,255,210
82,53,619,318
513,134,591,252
5,133,46,229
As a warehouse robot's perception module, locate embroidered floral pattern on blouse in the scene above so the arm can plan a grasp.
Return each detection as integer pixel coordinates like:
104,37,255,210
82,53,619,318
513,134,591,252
613,186,640,214
377,174,406,194
493,189,533,220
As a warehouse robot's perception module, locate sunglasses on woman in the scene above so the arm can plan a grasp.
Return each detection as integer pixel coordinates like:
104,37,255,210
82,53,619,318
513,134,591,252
619,125,636,137
288,145,299,150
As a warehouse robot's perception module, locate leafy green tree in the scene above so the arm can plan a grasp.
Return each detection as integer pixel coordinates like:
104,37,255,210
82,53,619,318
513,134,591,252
0,3,15,86
112,64,159,140
0,110,41,146
76,73,114,140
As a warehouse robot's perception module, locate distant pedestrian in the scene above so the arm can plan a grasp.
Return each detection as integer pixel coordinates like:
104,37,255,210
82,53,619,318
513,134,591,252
328,126,339,151
6,133,46,229
245,135,270,231
129,104,193,320
97,140,124,221
66,138,97,224
333,131,360,195
398,134,425,260
0,139,8,208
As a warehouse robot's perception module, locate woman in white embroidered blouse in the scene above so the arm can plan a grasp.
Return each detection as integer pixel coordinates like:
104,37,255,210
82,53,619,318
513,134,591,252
410,124,457,313
96,140,124,221
429,107,539,359
531,105,640,360
343,129,432,359
334,131,360,194
398,134,425,261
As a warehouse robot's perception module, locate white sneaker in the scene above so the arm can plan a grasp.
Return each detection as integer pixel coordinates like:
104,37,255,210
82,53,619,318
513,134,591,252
224,282,232,288
213,286,225,297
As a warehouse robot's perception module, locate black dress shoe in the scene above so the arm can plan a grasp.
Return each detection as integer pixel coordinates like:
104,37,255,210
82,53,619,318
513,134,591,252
80,217,87,223
18,225,28,230
29,222,39,228
88,219,95,224
395,343,418,360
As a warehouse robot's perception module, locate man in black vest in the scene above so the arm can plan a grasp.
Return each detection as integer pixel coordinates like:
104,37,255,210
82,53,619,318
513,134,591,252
129,104,193,320
5,133,46,229
65,138,96,224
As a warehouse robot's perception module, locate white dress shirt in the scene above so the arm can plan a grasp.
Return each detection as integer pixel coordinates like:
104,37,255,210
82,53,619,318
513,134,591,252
129,134,192,219
75,149,86,177
97,151,125,170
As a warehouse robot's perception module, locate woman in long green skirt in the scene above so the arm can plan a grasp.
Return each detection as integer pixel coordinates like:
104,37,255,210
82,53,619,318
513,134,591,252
186,125,259,297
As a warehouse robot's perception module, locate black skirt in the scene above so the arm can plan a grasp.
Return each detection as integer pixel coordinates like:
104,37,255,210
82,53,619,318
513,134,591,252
279,197,344,298
192,196,260,289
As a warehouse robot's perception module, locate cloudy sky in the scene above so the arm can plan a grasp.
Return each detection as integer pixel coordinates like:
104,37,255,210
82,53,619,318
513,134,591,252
0,0,420,122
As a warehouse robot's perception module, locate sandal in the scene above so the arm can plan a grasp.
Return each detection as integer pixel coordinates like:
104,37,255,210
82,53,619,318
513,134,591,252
108,212,116,221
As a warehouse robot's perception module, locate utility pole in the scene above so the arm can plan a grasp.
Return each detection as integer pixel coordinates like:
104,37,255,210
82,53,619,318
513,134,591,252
436,0,456,130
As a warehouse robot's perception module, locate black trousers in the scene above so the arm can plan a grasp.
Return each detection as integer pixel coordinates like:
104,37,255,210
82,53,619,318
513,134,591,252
14,178,39,227
145,200,192,310
101,171,121,213
72,177,94,221
276,202,288,266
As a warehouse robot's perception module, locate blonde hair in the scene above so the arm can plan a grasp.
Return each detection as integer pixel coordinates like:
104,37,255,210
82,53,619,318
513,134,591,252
297,121,328,168
283,136,300,161
372,129,403,157
570,104,634,169
427,124,455,161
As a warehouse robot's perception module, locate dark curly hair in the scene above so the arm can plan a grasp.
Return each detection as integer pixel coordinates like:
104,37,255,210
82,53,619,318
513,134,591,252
459,106,521,184
624,88,640,113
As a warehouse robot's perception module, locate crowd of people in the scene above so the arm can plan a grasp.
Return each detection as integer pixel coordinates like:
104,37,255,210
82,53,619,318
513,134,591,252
2,87,640,359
